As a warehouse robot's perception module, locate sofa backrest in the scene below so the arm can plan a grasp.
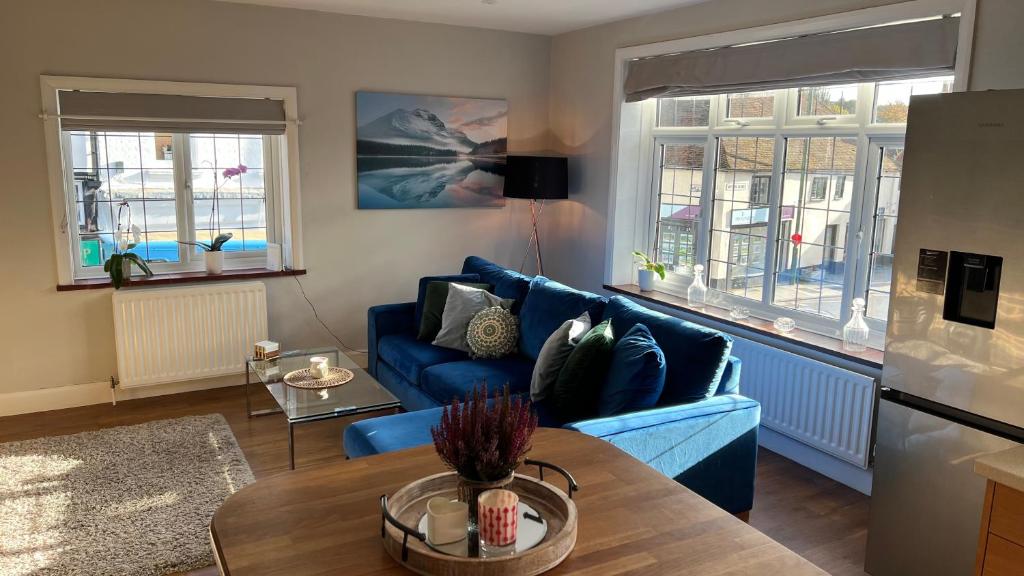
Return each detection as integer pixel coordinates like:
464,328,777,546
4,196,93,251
602,296,733,406
461,256,532,314
517,276,606,360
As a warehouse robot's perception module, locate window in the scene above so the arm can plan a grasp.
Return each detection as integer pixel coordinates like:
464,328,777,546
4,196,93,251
644,76,952,335
68,131,274,272
41,77,301,284
653,142,705,273
808,176,829,202
750,175,771,205
834,175,847,200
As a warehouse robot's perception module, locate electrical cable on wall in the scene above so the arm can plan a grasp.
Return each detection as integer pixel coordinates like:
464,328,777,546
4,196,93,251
293,275,368,355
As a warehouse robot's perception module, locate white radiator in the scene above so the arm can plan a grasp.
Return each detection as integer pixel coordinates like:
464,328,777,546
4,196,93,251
112,282,268,388
731,338,877,469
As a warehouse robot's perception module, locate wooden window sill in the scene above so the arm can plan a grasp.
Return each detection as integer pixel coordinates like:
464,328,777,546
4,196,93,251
605,284,884,371
57,268,307,292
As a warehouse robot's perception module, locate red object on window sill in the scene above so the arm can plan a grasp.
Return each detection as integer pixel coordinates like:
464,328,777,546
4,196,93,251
56,268,306,292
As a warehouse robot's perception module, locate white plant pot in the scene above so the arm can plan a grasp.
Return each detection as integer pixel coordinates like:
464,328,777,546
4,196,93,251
637,269,656,292
205,251,224,274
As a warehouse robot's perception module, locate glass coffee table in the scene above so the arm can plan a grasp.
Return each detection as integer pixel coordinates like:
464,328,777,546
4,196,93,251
245,347,400,469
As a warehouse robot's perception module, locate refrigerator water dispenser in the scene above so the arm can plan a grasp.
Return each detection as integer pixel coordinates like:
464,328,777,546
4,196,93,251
943,251,1002,329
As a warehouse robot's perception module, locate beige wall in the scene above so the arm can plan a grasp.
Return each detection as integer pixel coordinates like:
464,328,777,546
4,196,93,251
0,0,551,396
543,0,1024,295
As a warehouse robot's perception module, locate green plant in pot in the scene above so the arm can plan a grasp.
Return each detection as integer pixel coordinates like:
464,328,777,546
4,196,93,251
632,250,666,292
103,201,154,289
431,383,538,540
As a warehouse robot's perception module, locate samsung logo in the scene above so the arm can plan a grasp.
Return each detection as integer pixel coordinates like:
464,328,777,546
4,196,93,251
977,122,1005,128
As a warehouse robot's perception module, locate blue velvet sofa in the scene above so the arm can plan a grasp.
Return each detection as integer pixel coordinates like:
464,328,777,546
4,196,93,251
344,256,761,514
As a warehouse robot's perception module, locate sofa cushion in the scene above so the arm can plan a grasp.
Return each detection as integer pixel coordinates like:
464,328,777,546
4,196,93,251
421,357,534,405
378,333,468,387
518,276,606,361
418,281,490,342
467,307,520,359
602,296,732,405
344,406,442,458
551,319,615,422
461,256,532,313
530,312,590,402
433,284,513,353
599,323,667,417
415,273,482,328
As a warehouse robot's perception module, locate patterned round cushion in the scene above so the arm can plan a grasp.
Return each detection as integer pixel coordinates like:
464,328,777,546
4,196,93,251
466,306,519,359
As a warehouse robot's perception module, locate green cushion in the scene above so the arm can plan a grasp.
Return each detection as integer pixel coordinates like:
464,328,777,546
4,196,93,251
466,307,520,359
551,319,615,422
417,281,490,342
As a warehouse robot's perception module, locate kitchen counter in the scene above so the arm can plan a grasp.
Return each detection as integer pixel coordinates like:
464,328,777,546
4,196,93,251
975,446,1024,494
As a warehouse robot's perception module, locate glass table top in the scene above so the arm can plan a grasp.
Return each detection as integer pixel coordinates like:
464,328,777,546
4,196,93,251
248,347,399,422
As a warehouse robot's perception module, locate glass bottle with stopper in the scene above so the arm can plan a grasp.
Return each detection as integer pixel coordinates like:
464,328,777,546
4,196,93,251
843,298,870,352
688,264,707,308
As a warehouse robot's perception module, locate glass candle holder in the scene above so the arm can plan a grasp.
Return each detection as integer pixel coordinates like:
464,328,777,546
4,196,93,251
478,489,518,553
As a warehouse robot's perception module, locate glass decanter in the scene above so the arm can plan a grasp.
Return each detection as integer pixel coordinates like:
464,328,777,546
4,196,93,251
688,264,707,308
843,298,870,352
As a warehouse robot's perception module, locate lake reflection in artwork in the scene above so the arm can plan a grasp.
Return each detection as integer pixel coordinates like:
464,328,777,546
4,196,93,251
356,92,508,209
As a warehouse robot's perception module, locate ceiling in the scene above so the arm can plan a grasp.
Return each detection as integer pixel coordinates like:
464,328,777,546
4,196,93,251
212,0,712,35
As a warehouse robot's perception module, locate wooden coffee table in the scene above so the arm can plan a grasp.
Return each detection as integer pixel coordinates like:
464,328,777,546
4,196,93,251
210,428,827,575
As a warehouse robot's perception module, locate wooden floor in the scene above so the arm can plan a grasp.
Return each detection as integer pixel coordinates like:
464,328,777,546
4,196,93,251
0,385,870,576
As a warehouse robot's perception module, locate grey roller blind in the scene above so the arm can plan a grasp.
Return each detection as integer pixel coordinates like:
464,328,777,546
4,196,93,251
624,17,959,103
57,91,287,134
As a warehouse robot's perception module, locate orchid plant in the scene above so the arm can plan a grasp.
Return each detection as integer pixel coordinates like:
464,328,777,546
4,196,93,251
103,201,154,289
178,164,247,252
633,250,667,280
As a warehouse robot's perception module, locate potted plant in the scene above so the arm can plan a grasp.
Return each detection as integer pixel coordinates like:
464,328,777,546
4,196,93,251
632,250,666,292
180,232,234,274
179,164,245,274
431,383,538,529
103,201,154,289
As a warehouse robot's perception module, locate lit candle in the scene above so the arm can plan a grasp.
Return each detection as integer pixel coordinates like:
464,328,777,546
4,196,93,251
309,356,329,379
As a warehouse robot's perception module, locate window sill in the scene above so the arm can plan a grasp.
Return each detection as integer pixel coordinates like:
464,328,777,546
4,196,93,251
57,267,307,292
605,284,883,371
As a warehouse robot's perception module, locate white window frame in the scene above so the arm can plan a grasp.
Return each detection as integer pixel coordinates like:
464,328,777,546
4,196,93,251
40,76,304,285
607,0,977,344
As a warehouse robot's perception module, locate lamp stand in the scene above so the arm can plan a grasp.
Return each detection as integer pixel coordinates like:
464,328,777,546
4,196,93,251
519,199,546,276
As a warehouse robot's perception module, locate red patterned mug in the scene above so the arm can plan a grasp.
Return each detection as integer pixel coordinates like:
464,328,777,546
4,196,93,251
478,489,518,549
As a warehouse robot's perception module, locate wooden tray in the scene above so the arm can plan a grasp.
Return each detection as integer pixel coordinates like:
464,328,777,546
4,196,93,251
381,460,578,576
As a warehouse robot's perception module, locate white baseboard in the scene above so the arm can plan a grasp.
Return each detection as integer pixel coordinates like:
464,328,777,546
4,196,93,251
759,426,874,495
0,374,244,418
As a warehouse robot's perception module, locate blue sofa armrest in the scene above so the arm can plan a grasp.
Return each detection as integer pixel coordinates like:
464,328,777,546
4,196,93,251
368,302,416,379
565,394,761,514
715,357,741,396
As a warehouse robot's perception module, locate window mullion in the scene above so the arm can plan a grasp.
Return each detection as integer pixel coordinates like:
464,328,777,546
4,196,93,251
762,134,786,307
838,131,874,328
173,134,194,267
698,134,716,272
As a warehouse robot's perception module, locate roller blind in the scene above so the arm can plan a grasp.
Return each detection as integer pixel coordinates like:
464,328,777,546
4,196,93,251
57,91,287,134
624,17,959,103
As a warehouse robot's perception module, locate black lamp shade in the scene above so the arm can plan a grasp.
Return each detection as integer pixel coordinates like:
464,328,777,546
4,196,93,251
503,155,569,200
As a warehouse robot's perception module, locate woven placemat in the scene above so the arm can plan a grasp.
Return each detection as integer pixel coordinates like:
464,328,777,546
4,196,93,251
283,367,354,389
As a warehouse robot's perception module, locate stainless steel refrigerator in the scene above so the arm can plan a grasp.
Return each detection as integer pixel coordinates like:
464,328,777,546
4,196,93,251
865,89,1024,576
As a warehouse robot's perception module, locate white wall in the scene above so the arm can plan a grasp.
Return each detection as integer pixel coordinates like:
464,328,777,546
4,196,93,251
0,0,551,397
543,0,1024,294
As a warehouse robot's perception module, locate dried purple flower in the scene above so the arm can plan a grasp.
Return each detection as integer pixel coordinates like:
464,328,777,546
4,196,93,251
430,383,538,482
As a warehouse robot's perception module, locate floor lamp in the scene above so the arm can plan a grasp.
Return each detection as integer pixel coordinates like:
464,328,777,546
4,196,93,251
503,155,569,276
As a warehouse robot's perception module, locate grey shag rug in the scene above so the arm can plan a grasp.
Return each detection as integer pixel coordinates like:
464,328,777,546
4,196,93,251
0,414,254,576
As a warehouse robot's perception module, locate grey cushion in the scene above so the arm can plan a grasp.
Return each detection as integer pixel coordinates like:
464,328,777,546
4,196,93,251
466,307,519,359
433,283,512,353
529,312,591,401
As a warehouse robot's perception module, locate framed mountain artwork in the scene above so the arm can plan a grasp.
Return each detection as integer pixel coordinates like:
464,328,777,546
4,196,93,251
356,92,508,209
